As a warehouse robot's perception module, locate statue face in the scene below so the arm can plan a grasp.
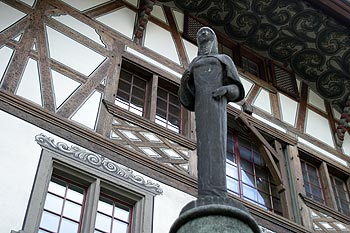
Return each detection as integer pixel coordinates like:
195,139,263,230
197,27,218,55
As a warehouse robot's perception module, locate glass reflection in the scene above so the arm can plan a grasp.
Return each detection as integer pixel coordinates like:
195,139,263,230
44,193,64,214
63,200,82,221
40,211,59,232
95,213,112,232
60,218,79,233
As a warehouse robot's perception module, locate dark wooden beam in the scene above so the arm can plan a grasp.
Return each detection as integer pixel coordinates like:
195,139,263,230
1,27,34,93
57,59,110,118
296,82,308,131
163,6,188,67
33,0,55,112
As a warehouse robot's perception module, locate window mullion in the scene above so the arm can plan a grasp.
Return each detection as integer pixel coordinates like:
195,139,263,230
81,178,101,233
319,162,337,208
147,74,158,121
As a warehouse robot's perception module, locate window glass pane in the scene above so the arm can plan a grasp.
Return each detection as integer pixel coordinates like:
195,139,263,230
157,88,167,99
120,70,132,82
40,211,60,232
131,96,144,108
44,193,64,214
169,94,179,105
226,163,238,179
39,230,50,233
48,180,66,196
95,213,112,232
114,203,130,222
241,171,255,186
98,198,113,216
118,80,130,94
243,184,257,201
132,86,145,99
240,159,253,174
156,98,167,111
257,179,269,193
227,177,239,194
239,146,251,160
257,192,271,208
133,76,146,88
63,200,82,221
60,218,79,233
255,166,268,180
112,220,128,233
66,185,84,204
273,197,282,213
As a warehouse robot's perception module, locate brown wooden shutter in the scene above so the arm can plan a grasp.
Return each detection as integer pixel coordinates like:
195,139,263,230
271,62,299,99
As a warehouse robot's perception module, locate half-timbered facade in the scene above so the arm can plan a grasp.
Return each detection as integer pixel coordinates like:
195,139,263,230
0,0,349,232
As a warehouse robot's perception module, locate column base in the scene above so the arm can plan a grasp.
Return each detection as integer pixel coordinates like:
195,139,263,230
170,196,260,233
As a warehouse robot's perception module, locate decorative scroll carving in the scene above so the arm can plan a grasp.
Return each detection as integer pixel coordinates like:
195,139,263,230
158,0,350,108
35,133,163,195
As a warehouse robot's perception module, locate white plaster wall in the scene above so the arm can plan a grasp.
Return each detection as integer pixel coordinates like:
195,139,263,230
343,132,350,156
151,5,167,23
0,2,26,32
308,89,326,112
240,76,254,97
182,39,197,63
278,93,298,126
0,110,53,233
305,109,334,148
252,88,272,114
144,21,180,64
173,10,184,32
153,183,195,233
96,7,136,40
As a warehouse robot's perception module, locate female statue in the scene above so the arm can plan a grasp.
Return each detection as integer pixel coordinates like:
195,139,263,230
179,27,245,197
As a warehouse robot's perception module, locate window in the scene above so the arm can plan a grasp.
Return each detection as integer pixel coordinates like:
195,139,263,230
242,56,259,77
116,69,148,116
300,159,325,204
95,193,132,233
39,176,86,233
115,61,150,116
22,137,158,233
226,132,282,215
330,175,350,215
155,79,181,133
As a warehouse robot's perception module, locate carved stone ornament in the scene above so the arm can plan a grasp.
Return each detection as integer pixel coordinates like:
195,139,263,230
35,133,163,195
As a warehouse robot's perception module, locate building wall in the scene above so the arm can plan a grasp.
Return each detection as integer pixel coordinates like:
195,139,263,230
0,0,350,232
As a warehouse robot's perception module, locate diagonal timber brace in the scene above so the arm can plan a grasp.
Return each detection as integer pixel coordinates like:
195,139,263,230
236,113,284,191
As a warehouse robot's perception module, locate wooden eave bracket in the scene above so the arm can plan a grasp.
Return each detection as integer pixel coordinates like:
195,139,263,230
335,96,350,147
134,0,157,43
236,112,284,190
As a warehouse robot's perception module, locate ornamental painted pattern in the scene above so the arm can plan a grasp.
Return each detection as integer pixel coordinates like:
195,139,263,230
35,133,163,195
159,0,350,106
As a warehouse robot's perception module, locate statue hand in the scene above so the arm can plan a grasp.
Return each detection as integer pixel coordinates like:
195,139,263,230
212,86,228,100
212,85,240,101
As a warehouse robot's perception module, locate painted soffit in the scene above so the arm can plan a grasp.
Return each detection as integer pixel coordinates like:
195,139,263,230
158,0,350,109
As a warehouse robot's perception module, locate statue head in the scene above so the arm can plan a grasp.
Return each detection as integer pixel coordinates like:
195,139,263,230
197,27,218,56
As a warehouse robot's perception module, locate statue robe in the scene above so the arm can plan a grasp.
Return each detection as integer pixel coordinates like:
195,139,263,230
179,54,244,197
